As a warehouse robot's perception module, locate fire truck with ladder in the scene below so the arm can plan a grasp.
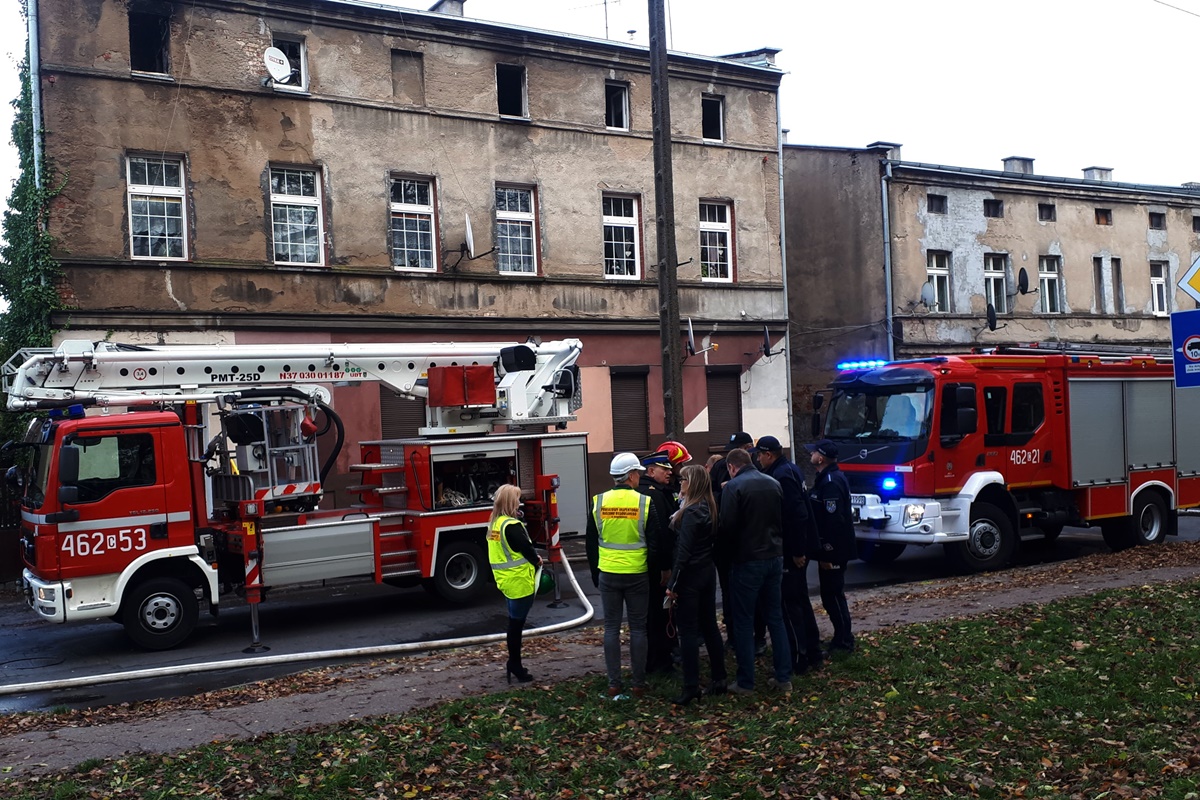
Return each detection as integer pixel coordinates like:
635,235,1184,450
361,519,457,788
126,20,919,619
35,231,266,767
2,337,585,649
816,344,1200,572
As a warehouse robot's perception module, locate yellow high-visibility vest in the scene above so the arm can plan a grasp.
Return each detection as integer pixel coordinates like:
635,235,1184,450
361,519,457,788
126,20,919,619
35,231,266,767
592,488,650,574
488,515,536,599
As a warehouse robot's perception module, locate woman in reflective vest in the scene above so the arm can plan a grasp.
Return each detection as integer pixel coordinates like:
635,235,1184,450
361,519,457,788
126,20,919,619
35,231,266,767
489,483,542,683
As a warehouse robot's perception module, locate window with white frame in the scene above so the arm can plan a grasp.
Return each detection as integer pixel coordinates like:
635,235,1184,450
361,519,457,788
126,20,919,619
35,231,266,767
495,185,537,274
701,95,724,141
699,201,733,282
983,253,1007,314
1150,261,1170,315
389,177,436,271
602,195,640,279
270,167,324,265
127,155,187,260
605,82,629,130
271,36,307,91
1038,255,1062,313
926,251,951,312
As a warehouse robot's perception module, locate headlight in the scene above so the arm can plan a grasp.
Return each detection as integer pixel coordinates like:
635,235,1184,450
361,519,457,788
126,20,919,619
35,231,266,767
37,586,56,602
903,504,926,526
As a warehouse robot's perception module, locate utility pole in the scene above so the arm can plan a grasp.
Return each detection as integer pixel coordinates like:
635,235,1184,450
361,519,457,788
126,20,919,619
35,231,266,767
648,0,684,439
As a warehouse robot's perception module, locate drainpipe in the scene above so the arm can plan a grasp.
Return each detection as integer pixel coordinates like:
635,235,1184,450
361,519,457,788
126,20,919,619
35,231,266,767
776,96,796,450
880,160,895,360
27,0,44,191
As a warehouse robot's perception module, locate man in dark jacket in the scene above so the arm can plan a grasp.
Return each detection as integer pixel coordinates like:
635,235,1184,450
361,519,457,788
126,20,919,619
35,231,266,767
711,431,755,637
639,451,679,674
756,435,824,673
718,447,792,694
806,439,857,654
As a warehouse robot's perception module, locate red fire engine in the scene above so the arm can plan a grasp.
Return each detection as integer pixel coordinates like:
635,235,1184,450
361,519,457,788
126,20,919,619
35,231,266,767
3,338,585,649
819,345,1197,572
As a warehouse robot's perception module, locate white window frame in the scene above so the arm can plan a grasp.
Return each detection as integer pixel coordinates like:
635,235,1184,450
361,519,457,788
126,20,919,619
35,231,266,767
602,194,640,280
701,95,724,142
389,176,437,272
605,82,629,131
926,250,951,313
495,185,538,275
1038,255,1062,313
271,35,308,93
127,155,187,261
1150,261,1170,316
270,166,324,266
983,253,1007,314
699,201,733,283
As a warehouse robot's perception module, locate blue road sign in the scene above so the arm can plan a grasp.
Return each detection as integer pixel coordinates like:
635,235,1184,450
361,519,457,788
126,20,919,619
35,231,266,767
1171,308,1200,388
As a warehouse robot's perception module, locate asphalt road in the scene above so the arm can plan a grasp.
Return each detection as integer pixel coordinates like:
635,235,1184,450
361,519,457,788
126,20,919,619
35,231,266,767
2,517,1198,714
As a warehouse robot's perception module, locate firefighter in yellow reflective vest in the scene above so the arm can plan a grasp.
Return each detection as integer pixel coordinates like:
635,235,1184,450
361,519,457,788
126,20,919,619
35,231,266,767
586,452,663,700
489,484,542,684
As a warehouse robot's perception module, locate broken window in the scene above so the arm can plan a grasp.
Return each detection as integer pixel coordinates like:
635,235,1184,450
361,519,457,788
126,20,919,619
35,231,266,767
128,9,170,74
496,64,527,118
927,193,947,214
1095,208,1113,226
1149,211,1166,230
701,95,724,141
271,36,307,90
983,199,1003,218
605,82,629,130
1038,203,1056,222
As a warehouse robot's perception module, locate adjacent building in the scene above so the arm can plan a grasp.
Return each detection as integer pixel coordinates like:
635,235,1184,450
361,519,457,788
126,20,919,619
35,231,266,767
784,143,1200,402
27,0,789,504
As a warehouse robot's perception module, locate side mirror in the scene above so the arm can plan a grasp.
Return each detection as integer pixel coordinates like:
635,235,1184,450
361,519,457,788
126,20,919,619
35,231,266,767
58,444,80,486
810,412,822,439
58,485,79,505
812,393,825,412
956,407,977,435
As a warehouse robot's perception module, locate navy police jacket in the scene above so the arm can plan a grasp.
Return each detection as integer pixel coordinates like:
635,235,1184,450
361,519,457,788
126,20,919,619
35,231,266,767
808,462,856,564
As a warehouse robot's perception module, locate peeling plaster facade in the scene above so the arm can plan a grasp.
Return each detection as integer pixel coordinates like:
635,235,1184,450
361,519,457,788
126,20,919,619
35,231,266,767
784,144,1200,403
31,0,788,494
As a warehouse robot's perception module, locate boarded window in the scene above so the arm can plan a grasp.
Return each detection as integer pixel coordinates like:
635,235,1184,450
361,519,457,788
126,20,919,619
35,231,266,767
706,369,742,450
379,387,427,439
391,50,425,105
610,370,649,452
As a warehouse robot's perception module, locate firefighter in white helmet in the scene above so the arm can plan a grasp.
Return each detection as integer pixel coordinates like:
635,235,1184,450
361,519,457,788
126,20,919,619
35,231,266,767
586,452,663,700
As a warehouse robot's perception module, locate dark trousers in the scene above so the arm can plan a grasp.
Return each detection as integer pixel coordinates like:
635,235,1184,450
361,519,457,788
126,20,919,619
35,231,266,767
646,576,677,673
781,561,823,668
730,557,791,689
819,562,854,652
674,564,727,690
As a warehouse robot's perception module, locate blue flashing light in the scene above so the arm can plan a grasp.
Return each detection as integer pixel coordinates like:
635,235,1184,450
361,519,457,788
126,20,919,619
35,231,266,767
881,477,898,492
836,359,889,371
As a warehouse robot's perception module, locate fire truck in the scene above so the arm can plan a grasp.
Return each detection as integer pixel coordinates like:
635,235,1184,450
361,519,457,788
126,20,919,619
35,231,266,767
817,345,1199,572
2,337,585,649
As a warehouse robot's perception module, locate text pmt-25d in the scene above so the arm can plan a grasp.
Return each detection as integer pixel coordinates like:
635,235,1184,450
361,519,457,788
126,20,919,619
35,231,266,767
3,338,584,649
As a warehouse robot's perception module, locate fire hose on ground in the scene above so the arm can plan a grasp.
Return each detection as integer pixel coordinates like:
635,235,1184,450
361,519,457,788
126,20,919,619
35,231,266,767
0,549,595,698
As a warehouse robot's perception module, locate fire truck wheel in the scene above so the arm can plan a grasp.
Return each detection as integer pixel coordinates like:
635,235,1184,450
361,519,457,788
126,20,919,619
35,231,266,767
856,541,906,565
121,577,199,650
430,540,488,604
1132,493,1169,546
947,502,1015,572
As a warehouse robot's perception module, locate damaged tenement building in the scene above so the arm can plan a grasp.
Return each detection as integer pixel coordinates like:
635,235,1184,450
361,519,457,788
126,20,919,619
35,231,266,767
25,0,789,497
783,143,1200,401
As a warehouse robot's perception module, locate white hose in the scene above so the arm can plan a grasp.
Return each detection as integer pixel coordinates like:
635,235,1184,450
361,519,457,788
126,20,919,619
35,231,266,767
0,549,595,697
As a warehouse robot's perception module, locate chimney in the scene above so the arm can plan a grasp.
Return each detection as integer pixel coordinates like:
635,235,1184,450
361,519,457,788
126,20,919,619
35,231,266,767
866,141,902,160
1002,156,1035,175
429,0,464,15
1083,166,1113,182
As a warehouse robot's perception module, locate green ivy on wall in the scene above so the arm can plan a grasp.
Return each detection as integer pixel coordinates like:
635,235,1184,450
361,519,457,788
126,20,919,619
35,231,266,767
0,38,67,442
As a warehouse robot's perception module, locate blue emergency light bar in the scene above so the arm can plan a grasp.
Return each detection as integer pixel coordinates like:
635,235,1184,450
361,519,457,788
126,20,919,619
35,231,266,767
836,359,889,371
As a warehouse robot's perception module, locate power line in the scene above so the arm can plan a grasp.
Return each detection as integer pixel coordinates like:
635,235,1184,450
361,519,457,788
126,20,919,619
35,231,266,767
1150,0,1200,19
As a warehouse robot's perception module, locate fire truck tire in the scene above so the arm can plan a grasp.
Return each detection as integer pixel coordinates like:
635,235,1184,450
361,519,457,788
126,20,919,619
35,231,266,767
1132,493,1169,546
429,540,488,604
121,577,199,650
856,541,906,565
947,502,1016,572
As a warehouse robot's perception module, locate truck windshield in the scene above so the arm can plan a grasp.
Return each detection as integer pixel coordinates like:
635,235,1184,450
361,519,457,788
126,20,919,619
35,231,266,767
825,388,931,440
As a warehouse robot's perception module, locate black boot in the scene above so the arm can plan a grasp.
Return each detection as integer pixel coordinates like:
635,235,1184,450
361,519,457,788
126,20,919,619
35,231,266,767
506,617,532,684
672,685,703,706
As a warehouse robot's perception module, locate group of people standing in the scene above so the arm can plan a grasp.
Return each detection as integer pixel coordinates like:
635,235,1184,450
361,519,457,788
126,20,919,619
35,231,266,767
584,433,858,702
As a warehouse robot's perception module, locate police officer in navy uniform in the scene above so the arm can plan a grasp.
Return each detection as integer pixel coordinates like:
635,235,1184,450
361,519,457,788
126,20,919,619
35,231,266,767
805,439,856,654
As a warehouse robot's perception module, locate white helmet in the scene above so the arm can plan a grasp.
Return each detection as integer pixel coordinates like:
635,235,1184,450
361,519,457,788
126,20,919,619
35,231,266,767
609,452,646,477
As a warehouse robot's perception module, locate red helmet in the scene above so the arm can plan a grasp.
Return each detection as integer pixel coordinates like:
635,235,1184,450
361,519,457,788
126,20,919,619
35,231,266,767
656,440,692,465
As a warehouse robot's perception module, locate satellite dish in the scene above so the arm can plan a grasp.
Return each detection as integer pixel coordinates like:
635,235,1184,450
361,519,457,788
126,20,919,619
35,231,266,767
687,317,697,356
761,326,773,357
986,303,997,332
919,281,937,307
1017,268,1030,295
464,213,475,259
263,47,293,83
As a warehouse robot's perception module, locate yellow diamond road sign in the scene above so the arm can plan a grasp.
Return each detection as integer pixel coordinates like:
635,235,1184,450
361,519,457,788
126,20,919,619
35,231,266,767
1180,256,1200,305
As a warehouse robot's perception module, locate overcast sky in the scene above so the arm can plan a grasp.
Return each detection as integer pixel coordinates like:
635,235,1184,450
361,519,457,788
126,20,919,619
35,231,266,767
1,0,1198,246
